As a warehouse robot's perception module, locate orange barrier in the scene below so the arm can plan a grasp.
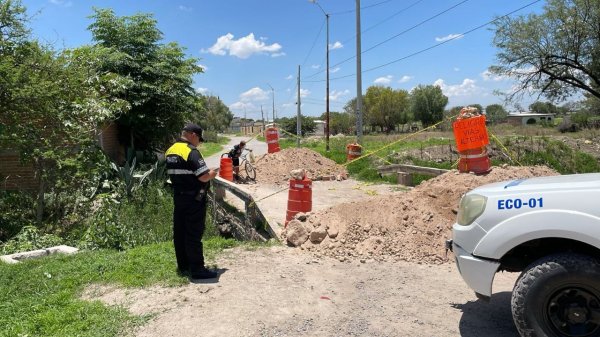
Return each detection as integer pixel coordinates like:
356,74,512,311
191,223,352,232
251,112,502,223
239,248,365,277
452,108,491,174
346,143,362,161
265,127,280,153
219,155,233,181
285,177,312,226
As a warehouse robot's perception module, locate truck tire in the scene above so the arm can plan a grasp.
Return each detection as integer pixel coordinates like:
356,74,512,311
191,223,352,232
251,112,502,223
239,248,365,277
511,253,600,337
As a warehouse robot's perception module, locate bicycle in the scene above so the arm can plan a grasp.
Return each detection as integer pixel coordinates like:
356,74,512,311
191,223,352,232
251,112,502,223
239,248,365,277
224,149,256,183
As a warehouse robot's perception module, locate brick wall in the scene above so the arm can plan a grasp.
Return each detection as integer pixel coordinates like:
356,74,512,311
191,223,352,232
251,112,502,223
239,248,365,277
0,151,38,192
99,122,124,164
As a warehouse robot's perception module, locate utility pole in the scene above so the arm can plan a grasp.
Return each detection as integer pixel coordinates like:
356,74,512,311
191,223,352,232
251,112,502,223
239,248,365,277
267,83,275,124
297,65,302,148
261,105,265,131
356,0,363,145
309,0,330,152
244,108,247,135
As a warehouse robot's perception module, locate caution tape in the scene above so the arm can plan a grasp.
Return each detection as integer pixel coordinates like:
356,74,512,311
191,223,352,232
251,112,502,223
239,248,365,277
248,185,290,208
488,131,523,167
342,115,458,168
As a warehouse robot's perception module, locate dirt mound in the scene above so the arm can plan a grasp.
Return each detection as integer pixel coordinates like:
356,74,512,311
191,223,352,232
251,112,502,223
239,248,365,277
282,165,558,264
254,148,348,185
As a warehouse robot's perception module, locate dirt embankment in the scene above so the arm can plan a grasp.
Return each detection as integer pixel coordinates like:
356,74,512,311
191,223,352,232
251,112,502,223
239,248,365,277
253,148,348,185
283,166,558,264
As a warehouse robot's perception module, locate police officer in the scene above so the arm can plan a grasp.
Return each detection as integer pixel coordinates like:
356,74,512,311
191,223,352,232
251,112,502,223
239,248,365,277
165,123,218,280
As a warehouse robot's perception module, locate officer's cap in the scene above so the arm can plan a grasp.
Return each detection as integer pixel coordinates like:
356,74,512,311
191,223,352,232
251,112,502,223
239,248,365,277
183,123,205,141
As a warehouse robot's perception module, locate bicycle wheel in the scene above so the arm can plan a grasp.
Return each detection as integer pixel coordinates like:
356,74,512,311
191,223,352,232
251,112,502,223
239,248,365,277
244,161,256,181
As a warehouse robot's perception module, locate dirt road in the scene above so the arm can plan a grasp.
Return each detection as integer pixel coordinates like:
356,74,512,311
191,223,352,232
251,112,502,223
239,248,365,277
86,246,519,337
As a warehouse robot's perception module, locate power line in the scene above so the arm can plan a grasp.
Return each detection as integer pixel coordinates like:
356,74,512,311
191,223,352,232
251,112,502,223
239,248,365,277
330,0,397,16
339,0,425,46
301,17,326,68
304,0,469,80
310,0,543,83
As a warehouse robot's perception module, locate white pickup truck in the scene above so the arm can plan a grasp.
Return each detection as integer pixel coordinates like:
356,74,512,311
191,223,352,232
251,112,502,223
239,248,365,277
447,173,600,337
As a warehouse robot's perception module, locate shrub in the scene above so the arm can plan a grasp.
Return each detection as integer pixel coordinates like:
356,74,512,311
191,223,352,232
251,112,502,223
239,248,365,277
0,191,36,242
1,226,63,255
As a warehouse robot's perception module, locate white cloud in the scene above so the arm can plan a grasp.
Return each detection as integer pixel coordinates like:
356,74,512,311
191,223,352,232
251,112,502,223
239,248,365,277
480,70,507,81
454,67,460,72
178,5,192,12
374,75,393,85
285,74,293,80
329,41,343,50
398,75,413,83
196,87,209,94
435,33,463,42
300,88,311,98
329,89,350,101
197,64,208,71
240,87,268,102
282,103,293,108
330,67,340,73
229,102,256,111
433,78,482,97
203,33,282,59
49,0,72,7
311,64,321,69
271,52,286,58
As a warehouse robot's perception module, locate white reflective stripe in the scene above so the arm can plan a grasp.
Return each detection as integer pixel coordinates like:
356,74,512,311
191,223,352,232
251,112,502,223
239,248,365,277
267,139,279,144
348,151,361,155
459,153,487,159
194,168,209,176
167,169,194,175
294,184,304,188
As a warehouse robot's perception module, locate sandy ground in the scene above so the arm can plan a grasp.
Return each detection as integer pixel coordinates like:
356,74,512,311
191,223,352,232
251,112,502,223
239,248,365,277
83,246,519,337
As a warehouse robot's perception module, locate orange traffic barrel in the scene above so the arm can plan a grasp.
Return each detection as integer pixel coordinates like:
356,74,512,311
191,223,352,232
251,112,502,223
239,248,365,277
265,127,280,153
458,148,491,175
346,143,362,161
452,109,491,175
219,154,233,181
285,177,312,225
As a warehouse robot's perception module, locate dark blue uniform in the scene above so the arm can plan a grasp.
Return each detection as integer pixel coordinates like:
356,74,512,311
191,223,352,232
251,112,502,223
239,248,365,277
165,139,210,276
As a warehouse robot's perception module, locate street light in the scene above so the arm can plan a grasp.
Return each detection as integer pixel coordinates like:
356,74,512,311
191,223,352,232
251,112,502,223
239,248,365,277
309,0,330,152
266,83,275,124
356,0,363,145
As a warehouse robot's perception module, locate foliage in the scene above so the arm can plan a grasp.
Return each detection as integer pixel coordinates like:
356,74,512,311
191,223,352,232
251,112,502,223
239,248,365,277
86,8,202,151
485,104,508,123
278,116,316,136
490,0,600,101
78,181,173,250
529,101,559,114
1,226,62,255
194,94,234,132
322,111,354,135
364,85,410,132
0,190,35,242
110,157,153,198
409,85,448,127
0,239,244,337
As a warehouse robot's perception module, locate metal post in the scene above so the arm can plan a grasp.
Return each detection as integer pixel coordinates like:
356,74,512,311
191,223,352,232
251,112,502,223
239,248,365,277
267,83,275,124
309,0,330,151
325,13,330,152
297,65,302,148
356,0,363,145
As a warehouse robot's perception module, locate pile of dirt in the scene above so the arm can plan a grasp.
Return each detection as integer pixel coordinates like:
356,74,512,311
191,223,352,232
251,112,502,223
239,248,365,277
254,148,348,185
282,165,558,264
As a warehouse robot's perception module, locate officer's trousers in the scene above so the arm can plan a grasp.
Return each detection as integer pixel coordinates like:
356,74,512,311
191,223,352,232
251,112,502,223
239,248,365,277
173,193,207,274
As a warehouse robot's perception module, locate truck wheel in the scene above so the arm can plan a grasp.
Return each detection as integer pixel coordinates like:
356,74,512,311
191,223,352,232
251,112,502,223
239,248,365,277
511,253,600,337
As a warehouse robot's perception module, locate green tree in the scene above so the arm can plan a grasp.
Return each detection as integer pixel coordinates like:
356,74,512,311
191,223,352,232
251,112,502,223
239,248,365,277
322,111,354,135
409,85,448,127
86,8,202,151
279,116,316,137
0,1,130,223
365,86,410,133
194,94,233,132
490,0,600,101
529,101,558,114
485,104,508,123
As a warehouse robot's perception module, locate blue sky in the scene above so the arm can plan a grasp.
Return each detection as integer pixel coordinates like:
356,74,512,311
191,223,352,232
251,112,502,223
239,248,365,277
22,0,546,120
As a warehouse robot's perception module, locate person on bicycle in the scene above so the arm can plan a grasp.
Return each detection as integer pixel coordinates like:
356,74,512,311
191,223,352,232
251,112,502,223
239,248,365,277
228,140,246,179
